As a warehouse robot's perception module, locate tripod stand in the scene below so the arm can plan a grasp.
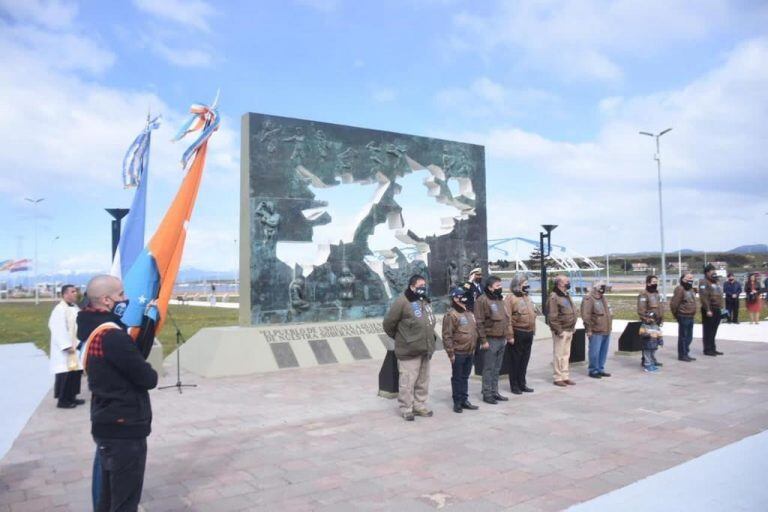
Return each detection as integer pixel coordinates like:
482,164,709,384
158,310,197,394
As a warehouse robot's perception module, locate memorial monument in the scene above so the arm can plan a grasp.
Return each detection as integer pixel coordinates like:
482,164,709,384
179,113,488,377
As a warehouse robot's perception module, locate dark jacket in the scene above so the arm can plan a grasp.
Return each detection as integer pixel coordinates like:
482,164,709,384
670,285,697,317
475,292,512,341
442,305,478,357
78,308,158,439
383,289,437,360
466,281,483,312
699,280,724,313
723,280,742,297
546,289,577,335
580,291,613,334
637,290,664,325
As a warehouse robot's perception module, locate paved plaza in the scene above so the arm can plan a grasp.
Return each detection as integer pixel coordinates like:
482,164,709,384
1,332,767,511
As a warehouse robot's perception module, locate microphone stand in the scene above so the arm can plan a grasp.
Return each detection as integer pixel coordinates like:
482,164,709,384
158,309,197,394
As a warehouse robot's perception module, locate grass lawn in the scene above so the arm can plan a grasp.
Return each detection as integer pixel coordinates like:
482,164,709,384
0,302,238,356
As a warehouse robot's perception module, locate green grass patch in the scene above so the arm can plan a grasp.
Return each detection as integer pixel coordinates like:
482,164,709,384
0,302,238,356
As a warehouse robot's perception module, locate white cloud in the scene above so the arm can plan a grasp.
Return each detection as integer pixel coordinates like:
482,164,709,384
0,9,239,273
446,37,768,253
151,40,213,67
132,0,215,32
0,0,78,29
448,0,764,83
435,77,560,118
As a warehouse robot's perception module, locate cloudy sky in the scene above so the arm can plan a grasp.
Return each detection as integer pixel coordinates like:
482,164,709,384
1,0,767,275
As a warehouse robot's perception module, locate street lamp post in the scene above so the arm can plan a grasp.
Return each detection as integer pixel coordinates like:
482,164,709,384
25,197,44,305
539,225,557,317
639,128,672,300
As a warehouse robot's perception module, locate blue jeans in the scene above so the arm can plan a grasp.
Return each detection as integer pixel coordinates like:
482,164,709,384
588,333,610,375
450,353,473,405
677,315,694,358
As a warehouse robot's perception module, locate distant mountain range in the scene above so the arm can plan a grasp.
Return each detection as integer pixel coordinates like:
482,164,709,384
4,267,237,286
606,244,768,258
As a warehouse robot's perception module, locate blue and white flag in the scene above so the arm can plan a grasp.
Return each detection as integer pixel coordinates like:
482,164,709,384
111,115,161,279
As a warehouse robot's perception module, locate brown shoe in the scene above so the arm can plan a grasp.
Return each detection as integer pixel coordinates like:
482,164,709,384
413,409,434,417
553,381,567,387
564,379,576,385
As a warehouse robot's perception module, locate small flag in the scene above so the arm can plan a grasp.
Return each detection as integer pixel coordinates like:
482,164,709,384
9,259,31,272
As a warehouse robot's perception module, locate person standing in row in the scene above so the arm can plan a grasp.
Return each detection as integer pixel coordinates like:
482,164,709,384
580,280,613,379
475,275,513,404
383,274,437,421
745,273,763,325
700,264,724,356
547,275,577,387
466,267,484,312
637,275,665,370
723,273,742,324
49,284,85,409
442,286,480,413
670,273,697,362
504,275,536,394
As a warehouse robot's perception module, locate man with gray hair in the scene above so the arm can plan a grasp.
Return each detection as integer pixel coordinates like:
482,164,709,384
546,275,577,387
580,280,613,379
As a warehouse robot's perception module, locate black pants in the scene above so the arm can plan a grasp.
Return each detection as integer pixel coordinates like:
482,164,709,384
508,329,533,391
702,308,722,353
54,370,82,405
725,297,740,323
94,437,147,512
450,353,473,405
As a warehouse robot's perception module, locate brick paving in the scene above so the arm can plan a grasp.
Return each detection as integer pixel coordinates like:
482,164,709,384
1,336,767,511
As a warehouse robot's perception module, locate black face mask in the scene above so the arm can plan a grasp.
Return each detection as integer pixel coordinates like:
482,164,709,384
414,286,427,297
474,277,482,283
646,284,658,293
709,274,719,282
491,288,503,299
564,283,571,291
111,299,130,317
682,281,693,290
521,285,530,294
459,296,468,303
598,285,606,294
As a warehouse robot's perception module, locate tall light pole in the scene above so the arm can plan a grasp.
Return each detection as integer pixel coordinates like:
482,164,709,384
639,128,672,300
25,197,45,305
539,224,557,316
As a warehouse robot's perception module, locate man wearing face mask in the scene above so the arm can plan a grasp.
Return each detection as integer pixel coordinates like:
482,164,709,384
547,275,577,387
671,273,697,362
637,275,665,370
504,275,537,394
383,274,437,421
700,264,725,356
474,275,513,404
466,267,484,312
580,280,613,379
78,275,158,511
442,286,480,413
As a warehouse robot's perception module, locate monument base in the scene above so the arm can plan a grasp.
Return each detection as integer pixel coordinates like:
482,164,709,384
172,318,400,378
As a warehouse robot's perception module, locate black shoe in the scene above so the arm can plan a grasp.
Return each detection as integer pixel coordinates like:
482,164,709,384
703,351,717,356
510,388,523,395
521,386,534,393
57,402,77,409
678,356,694,362
453,403,463,413
483,396,498,405
493,394,509,401
74,398,86,405
599,372,611,377
688,356,697,361
654,361,663,367
714,350,724,355
461,401,479,410
589,373,602,379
